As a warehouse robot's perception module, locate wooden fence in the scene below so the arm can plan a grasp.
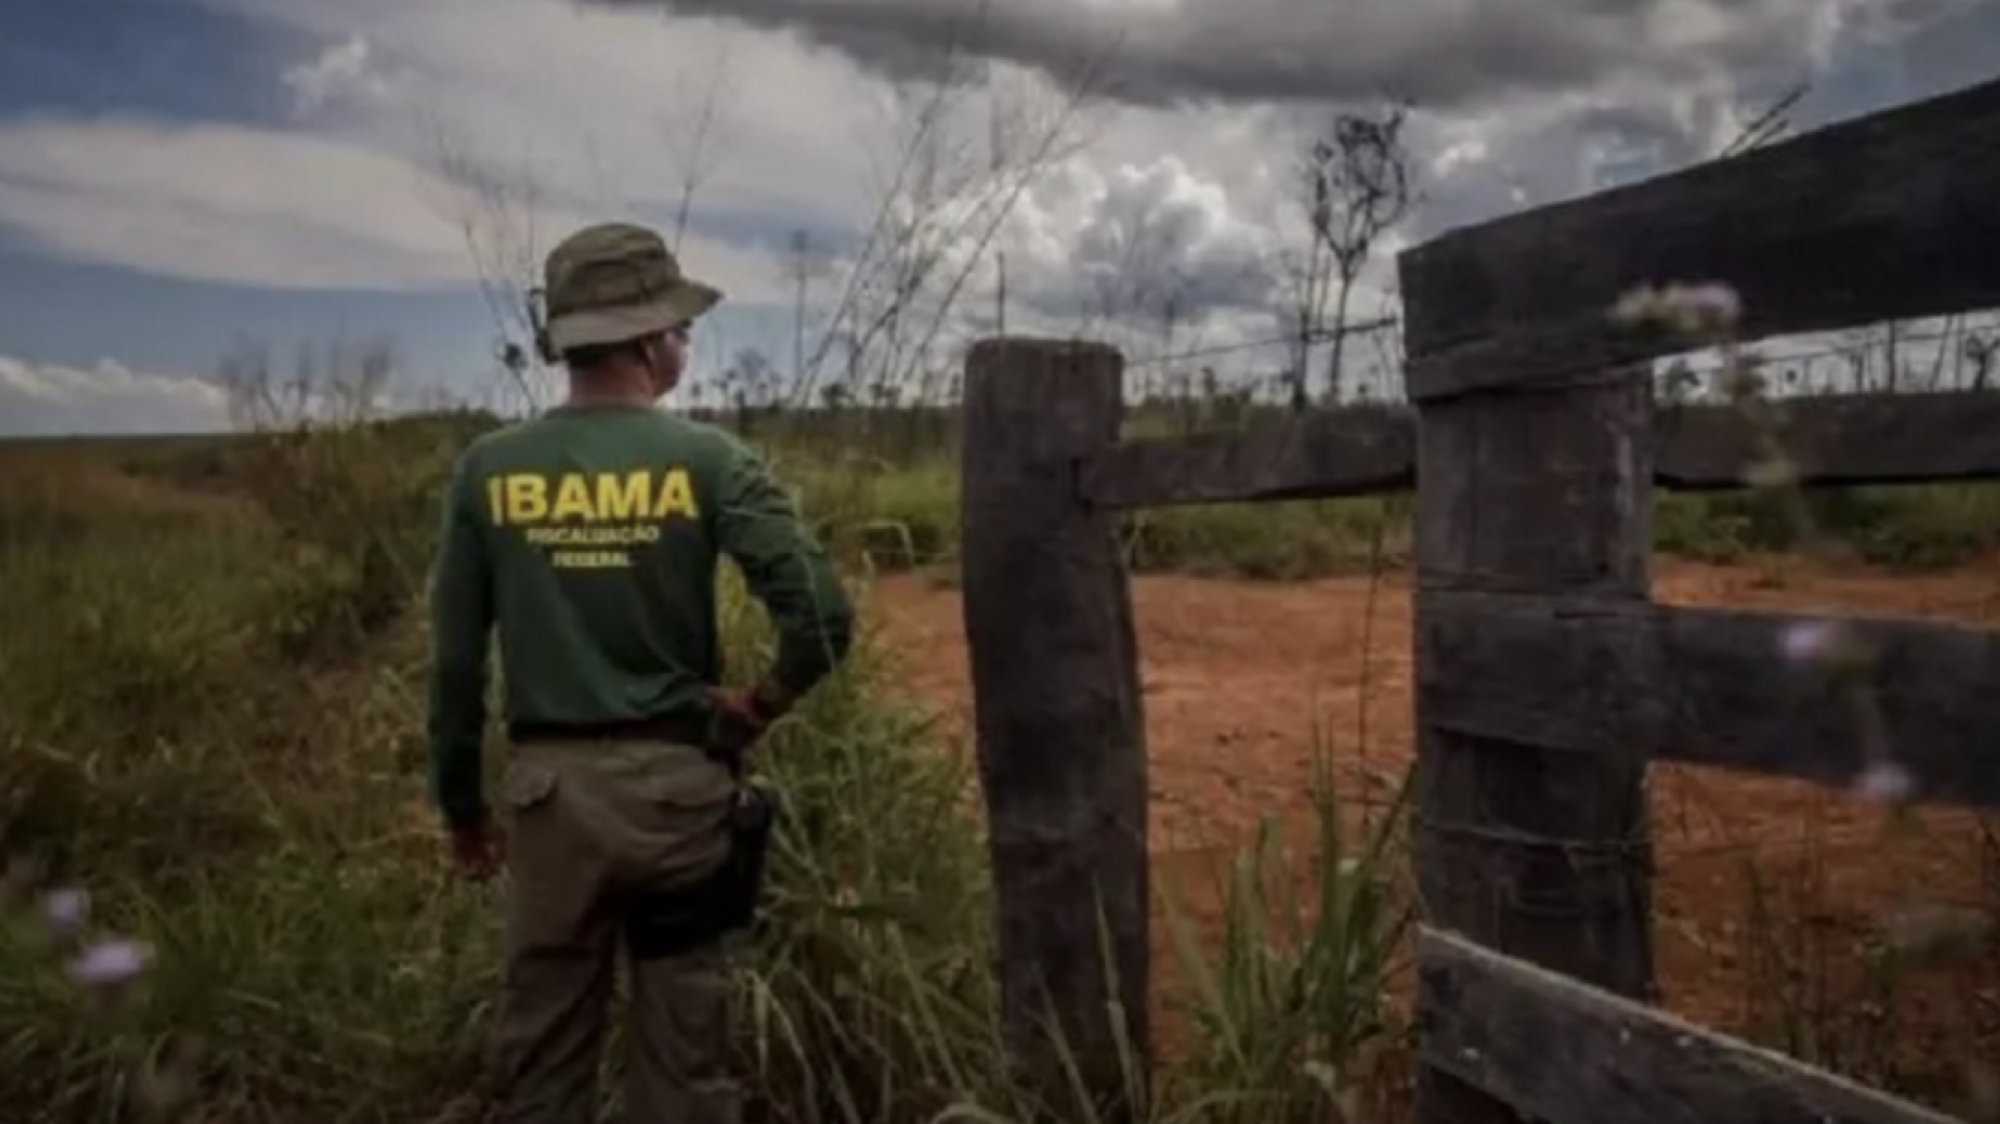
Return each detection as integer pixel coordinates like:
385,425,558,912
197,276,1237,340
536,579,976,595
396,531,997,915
957,74,2000,1122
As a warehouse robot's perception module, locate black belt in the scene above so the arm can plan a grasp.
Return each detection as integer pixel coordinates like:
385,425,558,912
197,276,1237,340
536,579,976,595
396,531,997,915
507,711,710,747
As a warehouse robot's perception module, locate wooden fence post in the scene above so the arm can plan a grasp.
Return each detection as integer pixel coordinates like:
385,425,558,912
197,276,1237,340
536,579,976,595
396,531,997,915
1410,367,1658,1124
959,337,1150,1120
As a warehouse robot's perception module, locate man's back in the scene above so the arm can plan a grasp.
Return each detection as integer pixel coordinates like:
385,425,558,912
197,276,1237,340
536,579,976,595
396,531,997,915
426,401,854,829
426,219,852,1124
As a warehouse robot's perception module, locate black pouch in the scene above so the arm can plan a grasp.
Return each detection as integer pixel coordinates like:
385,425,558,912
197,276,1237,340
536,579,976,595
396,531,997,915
623,782,782,960
714,782,780,933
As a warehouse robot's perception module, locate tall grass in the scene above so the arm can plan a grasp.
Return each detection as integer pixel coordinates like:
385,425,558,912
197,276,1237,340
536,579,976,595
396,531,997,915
1160,752,1411,1124
0,424,1415,1124
6,406,1997,1122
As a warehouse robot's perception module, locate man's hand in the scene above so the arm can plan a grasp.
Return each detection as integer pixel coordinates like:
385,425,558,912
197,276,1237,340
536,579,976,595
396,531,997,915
703,682,791,760
448,817,503,881
704,685,764,730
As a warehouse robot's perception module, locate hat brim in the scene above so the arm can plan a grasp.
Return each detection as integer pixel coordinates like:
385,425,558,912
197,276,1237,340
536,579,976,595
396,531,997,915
544,278,723,353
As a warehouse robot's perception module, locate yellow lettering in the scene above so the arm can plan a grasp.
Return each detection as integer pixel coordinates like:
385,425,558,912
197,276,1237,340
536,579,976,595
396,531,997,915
503,475,548,523
551,549,632,569
596,471,651,520
551,474,596,521
524,526,660,547
652,467,699,519
493,467,693,529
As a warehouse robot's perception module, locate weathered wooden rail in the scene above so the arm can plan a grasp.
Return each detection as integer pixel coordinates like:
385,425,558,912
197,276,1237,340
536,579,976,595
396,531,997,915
1083,390,2000,509
958,73,2000,1123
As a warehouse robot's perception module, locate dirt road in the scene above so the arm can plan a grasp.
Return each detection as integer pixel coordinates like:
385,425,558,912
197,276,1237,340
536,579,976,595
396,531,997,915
865,556,2000,1080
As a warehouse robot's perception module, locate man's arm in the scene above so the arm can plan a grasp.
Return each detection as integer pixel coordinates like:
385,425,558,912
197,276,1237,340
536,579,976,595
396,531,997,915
426,453,494,833
713,442,855,715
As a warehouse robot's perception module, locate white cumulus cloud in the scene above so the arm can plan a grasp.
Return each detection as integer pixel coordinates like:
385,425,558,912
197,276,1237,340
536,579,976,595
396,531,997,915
0,355,230,437
282,34,396,115
0,115,802,302
0,118,475,290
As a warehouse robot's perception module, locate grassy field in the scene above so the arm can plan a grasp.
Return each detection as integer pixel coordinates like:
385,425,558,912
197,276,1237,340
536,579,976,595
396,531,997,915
2,408,1997,1122
774,404,2000,583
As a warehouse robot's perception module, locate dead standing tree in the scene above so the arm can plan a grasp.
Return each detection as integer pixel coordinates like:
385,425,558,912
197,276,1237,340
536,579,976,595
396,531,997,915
416,45,736,419
1284,102,1413,409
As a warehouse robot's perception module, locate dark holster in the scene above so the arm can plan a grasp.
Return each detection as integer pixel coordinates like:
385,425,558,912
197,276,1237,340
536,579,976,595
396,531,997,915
623,780,782,961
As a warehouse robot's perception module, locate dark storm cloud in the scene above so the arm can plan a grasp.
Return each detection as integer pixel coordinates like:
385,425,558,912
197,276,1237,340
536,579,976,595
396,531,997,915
572,0,1994,332
582,0,1863,109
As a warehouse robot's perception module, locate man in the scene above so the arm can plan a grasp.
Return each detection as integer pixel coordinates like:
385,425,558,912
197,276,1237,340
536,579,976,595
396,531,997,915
424,220,855,1124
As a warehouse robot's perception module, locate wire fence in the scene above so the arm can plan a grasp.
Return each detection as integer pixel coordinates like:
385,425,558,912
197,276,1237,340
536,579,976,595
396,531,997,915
680,305,2000,423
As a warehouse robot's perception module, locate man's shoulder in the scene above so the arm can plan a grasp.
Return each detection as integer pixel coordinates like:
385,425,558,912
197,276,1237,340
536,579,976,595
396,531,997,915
456,416,539,458
655,413,766,477
659,411,745,449
437,423,504,481
451,409,750,473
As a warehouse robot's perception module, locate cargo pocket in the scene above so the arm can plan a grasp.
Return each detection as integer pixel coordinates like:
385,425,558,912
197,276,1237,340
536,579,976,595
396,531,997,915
630,756,736,885
496,759,570,897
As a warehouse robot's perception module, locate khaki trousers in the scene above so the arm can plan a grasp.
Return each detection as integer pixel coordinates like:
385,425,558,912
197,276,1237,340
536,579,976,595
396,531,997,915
491,738,741,1124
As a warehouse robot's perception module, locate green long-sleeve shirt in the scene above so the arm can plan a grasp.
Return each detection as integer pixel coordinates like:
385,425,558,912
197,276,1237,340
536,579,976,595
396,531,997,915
424,402,855,831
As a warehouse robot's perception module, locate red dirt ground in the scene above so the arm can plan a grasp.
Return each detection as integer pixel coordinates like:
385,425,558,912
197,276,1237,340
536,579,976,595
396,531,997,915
864,554,2000,1099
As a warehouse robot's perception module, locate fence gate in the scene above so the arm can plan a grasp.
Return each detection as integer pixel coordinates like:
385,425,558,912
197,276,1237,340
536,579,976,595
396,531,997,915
955,73,2000,1124
1399,73,2000,1124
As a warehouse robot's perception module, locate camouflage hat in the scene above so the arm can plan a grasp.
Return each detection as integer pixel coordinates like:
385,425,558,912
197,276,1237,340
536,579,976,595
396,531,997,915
540,222,724,355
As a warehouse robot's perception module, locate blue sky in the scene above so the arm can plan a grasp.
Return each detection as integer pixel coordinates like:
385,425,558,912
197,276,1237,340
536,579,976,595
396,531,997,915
0,0,297,123
1,0,1996,435
0,0,504,426
0,0,858,433
0,1,476,380
0,2,494,368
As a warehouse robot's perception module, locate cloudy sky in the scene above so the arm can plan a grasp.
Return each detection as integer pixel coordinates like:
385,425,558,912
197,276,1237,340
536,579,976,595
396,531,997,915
0,0,1995,435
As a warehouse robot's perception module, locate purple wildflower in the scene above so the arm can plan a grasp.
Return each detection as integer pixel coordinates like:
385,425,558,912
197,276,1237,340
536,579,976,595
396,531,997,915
1853,761,1915,805
1779,619,1841,664
67,938,151,987
42,888,88,933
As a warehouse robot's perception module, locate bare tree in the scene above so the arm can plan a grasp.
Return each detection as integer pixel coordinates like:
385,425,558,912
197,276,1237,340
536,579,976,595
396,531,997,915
1718,81,1809,160
722,346,777,433
662,45,737,254
420,114,554,416
778,48,1107,440
415,49,736,420
1294,102,1414,408
219,334,403,432
411,11,1104,468
783,229,838,384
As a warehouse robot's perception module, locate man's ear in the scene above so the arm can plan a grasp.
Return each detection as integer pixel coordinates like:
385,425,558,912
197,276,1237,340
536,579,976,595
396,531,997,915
639,336,674,393
654,334,684,390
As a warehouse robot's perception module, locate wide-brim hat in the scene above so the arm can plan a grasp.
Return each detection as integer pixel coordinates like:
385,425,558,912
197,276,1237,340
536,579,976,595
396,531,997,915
541,221,725,354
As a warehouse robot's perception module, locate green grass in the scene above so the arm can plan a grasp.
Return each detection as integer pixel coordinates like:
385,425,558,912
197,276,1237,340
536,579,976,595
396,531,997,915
738,397,2000,579
792,449,2000,582
4,411,1996,1122
1656,483,2000,569
0,423,1414,1124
